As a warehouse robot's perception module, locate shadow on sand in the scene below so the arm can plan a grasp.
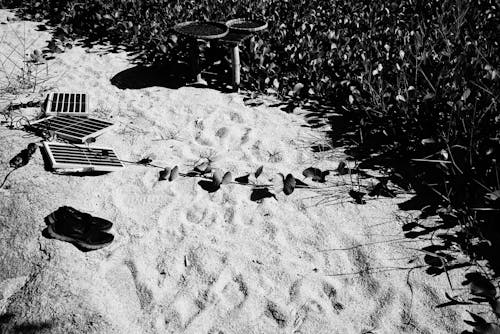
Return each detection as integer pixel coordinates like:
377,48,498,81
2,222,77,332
0,313,54,334
110,60,233,92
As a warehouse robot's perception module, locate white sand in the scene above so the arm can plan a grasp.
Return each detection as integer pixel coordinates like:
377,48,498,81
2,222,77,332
0,10,468,334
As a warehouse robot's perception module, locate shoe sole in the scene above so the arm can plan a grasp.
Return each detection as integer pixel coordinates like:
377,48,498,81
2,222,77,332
47,223,113,250
47,212,112,232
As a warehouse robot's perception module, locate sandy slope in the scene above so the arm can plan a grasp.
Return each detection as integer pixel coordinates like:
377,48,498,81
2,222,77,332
0,10,468,334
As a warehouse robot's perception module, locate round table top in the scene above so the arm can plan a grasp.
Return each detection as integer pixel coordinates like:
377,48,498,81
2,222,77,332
173,21,229,39
226,18,268,33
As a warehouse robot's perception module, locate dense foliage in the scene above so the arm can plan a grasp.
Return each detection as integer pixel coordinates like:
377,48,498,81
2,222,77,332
1,0,500,328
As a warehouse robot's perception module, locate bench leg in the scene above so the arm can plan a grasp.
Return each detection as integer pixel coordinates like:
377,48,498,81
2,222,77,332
231,45,240,92
189,39,207,85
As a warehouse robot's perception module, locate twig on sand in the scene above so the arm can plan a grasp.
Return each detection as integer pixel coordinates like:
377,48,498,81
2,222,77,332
317,237,430,253
325,265,427,277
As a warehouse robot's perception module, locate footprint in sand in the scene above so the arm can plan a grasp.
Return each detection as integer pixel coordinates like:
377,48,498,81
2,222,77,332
105,263,142,318
165,293,202,329
322,282,344,314
229,111,243,123
215,127,229,140
265,301,288,328
240,128,251,145
292,300,324,331
220,274,248,309
124,260,154,311
350,247,380,295
289,279,302,302
367,287,395,329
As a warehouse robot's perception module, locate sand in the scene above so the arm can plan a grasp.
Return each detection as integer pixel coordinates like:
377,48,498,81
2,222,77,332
0,9,469,334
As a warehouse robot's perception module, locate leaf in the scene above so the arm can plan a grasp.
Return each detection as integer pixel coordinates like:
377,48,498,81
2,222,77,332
137,157,152,165
194,161,210,173
169,34,178,44
273,173,285,194
235,174,250,184
436,292,472,308
485,190,500,202
250,188,277,202
464,312,500,334
283,174,296,195
293,83,304,94
368,180,395,198
159,167,171,181
349,189,366,204
424,254,443,267
464,272,497,299
303,167,321,179
159,44,167,53
169,166,179,181
255,165,263,179
423,93,435,101
222,171,232,185
462,88,471,101
465,312,487,326
421,138,436,145
491,298,500,316
337,161,349,175
212,169,223,187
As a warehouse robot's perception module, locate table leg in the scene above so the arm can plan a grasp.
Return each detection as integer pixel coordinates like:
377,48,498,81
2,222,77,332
231,45,240,92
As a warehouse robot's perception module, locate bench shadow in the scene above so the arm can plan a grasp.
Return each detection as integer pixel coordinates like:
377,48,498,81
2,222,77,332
110,60,233,92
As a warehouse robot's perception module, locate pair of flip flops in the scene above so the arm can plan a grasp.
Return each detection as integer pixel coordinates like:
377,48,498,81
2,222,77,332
46,206,114,250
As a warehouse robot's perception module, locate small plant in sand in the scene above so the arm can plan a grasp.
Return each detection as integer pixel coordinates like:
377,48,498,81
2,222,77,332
154,159,375,204
267,149,283,163
0,22,63,130
0,25,49,97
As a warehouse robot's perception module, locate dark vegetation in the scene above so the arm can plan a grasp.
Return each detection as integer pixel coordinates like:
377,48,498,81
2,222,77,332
1,0,500,330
